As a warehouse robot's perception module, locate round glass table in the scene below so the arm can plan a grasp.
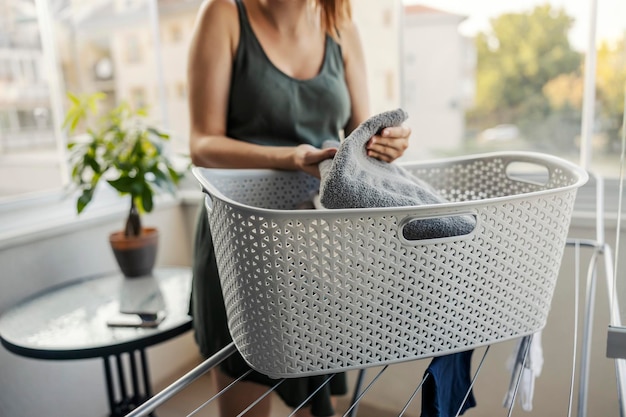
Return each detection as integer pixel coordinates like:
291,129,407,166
0,266,193,417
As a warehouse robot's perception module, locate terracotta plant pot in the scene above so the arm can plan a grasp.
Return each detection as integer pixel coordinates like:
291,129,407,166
109,227,159,278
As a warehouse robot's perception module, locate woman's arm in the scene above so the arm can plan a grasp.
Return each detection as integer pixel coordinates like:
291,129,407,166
340,21,410,162
187,0,335,177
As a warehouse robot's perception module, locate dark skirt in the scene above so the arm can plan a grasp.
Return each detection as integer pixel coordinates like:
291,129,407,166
189,205,348,417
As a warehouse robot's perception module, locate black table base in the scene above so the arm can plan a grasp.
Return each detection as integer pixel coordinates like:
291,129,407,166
103,349,154,417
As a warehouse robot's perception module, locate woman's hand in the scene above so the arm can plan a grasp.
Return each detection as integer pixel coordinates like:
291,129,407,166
366,125,411,163
293,144,337,178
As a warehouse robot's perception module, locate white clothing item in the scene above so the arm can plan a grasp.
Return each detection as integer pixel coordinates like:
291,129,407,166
503,332,544,412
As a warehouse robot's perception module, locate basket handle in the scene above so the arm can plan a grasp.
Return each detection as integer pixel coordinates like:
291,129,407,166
398,211,478,245
203,192,213,214
504,159,552,187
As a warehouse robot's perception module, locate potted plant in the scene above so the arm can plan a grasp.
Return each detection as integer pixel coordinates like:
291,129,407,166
63,92,186,277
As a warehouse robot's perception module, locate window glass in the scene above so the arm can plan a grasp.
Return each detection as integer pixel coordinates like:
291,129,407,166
0,0,57,196
401,0,626,180
0,0,196,200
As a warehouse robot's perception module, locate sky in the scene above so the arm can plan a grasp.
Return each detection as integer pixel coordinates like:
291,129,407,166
403,0,626,51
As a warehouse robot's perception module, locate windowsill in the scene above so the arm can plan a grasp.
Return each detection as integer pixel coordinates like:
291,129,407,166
0,184,204,251
0,169,622,251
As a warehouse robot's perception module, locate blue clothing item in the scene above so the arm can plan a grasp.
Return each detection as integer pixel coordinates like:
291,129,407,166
421,350,476,417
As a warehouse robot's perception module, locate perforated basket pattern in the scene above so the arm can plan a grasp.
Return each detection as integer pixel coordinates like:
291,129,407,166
193,152,587,378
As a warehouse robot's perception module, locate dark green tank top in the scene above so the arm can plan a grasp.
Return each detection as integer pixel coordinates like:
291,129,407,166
227,0,351,148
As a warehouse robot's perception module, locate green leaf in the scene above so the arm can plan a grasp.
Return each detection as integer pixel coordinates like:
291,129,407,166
76,189,94,214
151,165,168,181
67,92,80,104
141,185,154,212
151,167,175,194
107,175,135,194
88,92,106,112
64,90,191,217
84,154,100,174
147,127,169,140
168,166,183,183
62,111,74,131
130,178,145,197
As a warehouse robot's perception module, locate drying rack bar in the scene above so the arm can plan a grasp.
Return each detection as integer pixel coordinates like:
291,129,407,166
125,340,535,417
126,342,237,417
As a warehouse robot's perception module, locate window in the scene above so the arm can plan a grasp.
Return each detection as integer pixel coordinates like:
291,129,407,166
0,0,623,200
401,0,625,178
0,0,190,200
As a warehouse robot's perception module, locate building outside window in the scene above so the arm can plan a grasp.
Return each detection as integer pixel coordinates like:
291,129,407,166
174,81,186,100
168,23,182,43
125,34,142,64
130,86,146,109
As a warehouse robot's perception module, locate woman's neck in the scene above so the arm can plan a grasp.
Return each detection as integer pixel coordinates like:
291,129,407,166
253,0,317,35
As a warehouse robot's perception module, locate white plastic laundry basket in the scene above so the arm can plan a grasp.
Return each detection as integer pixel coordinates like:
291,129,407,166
192,152,588,378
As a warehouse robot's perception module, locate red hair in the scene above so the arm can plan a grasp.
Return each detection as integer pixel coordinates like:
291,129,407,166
317,0,352,37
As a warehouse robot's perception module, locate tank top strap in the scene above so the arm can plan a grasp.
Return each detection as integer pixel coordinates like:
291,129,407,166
324,35,344,78
234,0,249,28
233,0,266,62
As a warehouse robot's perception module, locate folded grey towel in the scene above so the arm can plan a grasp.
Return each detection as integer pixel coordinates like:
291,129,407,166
318,108,475,240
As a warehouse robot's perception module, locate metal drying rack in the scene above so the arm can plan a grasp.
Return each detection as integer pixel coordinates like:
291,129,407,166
125,172,626,417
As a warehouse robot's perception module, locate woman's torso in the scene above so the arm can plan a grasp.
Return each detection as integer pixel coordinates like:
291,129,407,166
227,0,352,148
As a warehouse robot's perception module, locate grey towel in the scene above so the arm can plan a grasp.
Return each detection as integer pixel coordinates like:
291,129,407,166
318,108,475,240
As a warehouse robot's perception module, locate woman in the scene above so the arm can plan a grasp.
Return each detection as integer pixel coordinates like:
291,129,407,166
187,0,411,416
